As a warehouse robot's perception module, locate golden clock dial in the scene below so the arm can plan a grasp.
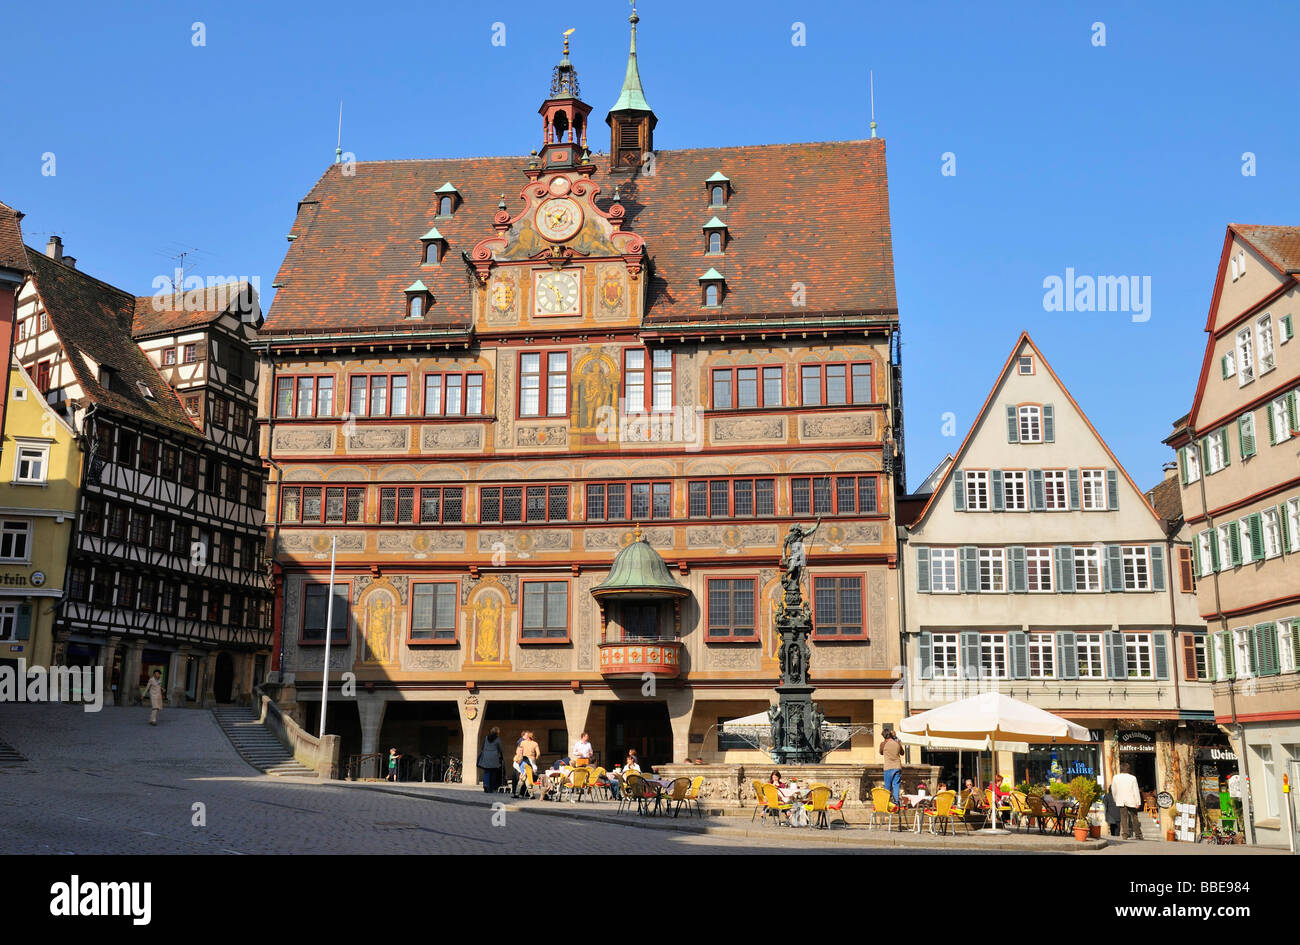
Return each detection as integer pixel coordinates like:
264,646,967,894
534,270,581,316
535,197,583,242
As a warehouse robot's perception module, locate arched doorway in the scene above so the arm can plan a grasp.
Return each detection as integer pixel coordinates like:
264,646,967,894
213,653,235,704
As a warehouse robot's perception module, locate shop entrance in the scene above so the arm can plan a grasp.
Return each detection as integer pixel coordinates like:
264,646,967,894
606,701,672,769
213,653,235,704
1125,750,1157,793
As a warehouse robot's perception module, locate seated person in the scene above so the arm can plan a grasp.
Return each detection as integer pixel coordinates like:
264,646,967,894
624,750,642,773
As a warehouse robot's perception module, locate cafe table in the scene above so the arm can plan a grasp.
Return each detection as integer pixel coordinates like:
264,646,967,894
1040,796,1077,835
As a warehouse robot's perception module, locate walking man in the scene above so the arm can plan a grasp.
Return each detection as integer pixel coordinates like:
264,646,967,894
145,669,164,726
879,727,904,805
1111,762,1144,840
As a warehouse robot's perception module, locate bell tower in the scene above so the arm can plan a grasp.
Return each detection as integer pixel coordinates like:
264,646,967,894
538,29,594,172
606,4,657,173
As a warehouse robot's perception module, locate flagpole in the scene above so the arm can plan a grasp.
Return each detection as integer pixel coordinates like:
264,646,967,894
319,536,337,742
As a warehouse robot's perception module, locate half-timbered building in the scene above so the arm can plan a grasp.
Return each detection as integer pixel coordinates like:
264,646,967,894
13,239,272,706
259,18,905,781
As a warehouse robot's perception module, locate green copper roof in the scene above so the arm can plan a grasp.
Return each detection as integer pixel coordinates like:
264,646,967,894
703,216,727,230
404,280,428,293
698,267,724,282
592,533,688,599
435,182,458,194
420,227,444,241
608,10,653,114
705,171,730,183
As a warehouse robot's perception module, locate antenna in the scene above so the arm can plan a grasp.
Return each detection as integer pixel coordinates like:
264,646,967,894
335,100,343,164
869,71,877,138
153,244,205,303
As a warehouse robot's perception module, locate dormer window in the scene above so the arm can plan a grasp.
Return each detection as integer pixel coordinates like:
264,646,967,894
420,227,445,265
137,381,156,401
705,172,730,208
405,280,431,320
704,217,727,255
699,268,725,308
435,183,459,218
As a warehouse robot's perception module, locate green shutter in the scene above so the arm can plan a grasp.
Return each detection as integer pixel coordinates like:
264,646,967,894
918,631,933,677
1287,392,1299,436
991,469,1004,511
1009,546,1027,593
16,604,32,641
1279,504,1291,554
1105,544,1124,591
1200,437,1211,472
1267,402,1278,445
1219,630,1235,679
1192,537,1202,577
1107,469,1119,510
1221,355,1230,379
1220,428,1231,467
1281,313,1294,341
1239,413,1256,457
1055,545,1075,592
1068,469,1080,509
1227,523,1241,567
916,547,931,593
1059,631,1078,679
1178,447,1188,486
1043,404,1055,443
1150,544,1165,591
1006,405,1019,443
1010,631,1029,678
1248,513,1265,560
1154,632,1169,680
1029,469,1045,510
959,546,978,593
1245,628,1258,675
1255,623,1279,676
953,469,966,511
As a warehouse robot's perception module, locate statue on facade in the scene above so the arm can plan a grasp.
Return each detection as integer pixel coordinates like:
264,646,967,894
780,519,820,605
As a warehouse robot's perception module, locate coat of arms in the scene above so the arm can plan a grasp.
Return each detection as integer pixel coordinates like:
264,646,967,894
600,272,623,309
490,278,515,313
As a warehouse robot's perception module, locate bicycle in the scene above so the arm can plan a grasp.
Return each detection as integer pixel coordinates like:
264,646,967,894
442,755,462,783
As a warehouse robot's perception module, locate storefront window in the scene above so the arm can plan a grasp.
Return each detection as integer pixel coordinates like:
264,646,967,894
1022,743,1101,785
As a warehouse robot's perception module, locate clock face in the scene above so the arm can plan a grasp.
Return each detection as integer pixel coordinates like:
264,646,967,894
535,197,583,242
533,270,581,317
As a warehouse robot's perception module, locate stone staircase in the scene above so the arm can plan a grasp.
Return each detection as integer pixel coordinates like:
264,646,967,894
212,705,316,778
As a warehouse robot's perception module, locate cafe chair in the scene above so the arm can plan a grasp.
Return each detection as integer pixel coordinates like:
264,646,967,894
568,767,592,802
685,776,705,818
749,779,769,823
636,776,664,816
758,783,792,826
986,789,1013,827
869,787,900,831
616,775,638,815
923,790,957,835
804,786,832,829
666,777,693,818
1007,791,1033,831
826,790,849,828
1024,794,1053,834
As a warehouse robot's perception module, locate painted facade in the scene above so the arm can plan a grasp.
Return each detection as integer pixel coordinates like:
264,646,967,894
900,334,1212,834
1165,224,1300,848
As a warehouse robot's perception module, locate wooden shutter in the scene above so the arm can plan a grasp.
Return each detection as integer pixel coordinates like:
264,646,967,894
1227,524,1241,567
1238,413,1255,457
1106,469,1119,510
1182,633,1198,680
1219,630,1234,679
990,469,1004,511
1007,546,1025,592
1150,544,1165,592
1059,631,1078,679
1220,428,1231,467
1177,546,1194,591
1029,469,1045,510
916,547,931,593
1010,631,1029,679
1154,632,1169,679
1043,404,1055,442
1248,513,1265,561
1280,504,1292,553
1105,544,1124,591
1178,447,1189,485
918,631,933,678
1199,437,1211,472
1267,401,1278,444
15,604,32,641
1105,631,1127,679
959,546,978,593
1068,469,1080,510
953,469,966,511
1055,545,1075,592
960,631,981,675
1006,405,1019,443
1254,623,1278,676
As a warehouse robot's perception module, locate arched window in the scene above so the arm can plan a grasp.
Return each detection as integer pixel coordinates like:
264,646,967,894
409,296,424,319
439,196,453,216
424,242,440,264
710,185,725,206
707,231,723,254
704,284,720,307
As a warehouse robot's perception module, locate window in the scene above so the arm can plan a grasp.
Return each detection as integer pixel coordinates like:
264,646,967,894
707,230,723,254
91,569,114,606
276,375,335,418
1076,633,1104,678
423,372,484,416
1262,507,1283,558
707,578,757,640
710,184,726,206
68,566,88,602
162,348,176,366
182,343,197,363
1043,470,1068,510
979,633,1008,678
930,548,958,593
14,445,49,484
791,475,879,515
711,365,783,410
478,484,565,523
521,581,568,641
128,510,149,545
209,396,228,429
438,195,454,217
519,352,568,417
1017,355,1034,375
348,374,408,418
1287,498,1300,553
410,583,457,642
150,516,171,551
82,499,104,536
964,470,990,510
1279,619,1297,673
1074,546,1102,592
620,348,673,413
799,361,873,406
1232,627,1253,678
408,295,424,319
1269,397,1292,444
106,504,127,540
1218,525,1235,572
184,396,200,417
1122,546,1151,590
703,283,720,307
117,573,137,609
1180,445,1200,484
1018,405,1042,442
160,444,179,480
417,486,462,524
1026,547,1053,592
812,576,864,638
1125,633,1154,678
1235,327,1254,385
282,486,367,524
931,632,960,678
1183,633,1209,680
301,582,349,644
0,521,30,561
1080,469,1106,510
978,548,1005,592
1003,470,1027,510
1027,633,1055,678
1177,546,1196,592
586,482,672,521
689,478,776,518
34,361,52,393
1256,314,1275,374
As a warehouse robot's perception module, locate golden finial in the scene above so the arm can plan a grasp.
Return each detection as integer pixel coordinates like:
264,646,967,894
563,27,575,57
633,523,643,542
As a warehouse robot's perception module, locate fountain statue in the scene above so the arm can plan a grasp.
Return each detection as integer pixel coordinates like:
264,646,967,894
771,519,827,764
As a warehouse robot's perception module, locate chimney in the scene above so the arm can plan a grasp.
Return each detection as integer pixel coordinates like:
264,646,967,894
1162,461,1177,481
62,257,76,269
45,235,63,260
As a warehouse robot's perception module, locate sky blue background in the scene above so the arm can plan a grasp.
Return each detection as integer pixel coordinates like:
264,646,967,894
5,0,1298,491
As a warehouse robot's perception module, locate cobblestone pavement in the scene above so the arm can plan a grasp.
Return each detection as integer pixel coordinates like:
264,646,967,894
0,705,1281,855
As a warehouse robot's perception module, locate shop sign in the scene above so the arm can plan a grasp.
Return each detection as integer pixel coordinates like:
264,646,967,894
1156,791,1174,809
1118,731,1156,752
463,694,479,721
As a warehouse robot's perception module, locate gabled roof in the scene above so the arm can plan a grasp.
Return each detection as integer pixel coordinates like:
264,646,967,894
1145,474,1183,525
912,332,1163,527
0,201,27,274
264,138,896,336
25,248,200,437
131,280,260,338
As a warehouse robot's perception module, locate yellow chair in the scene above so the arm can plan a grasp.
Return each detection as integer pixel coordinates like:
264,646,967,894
924,790,958,835
568,766,592,802
685,775,705,818
750,779,769,823
986,789,1012,827
666,777,693,817
869,786,901,831
759,783,792,826
804,785,832,829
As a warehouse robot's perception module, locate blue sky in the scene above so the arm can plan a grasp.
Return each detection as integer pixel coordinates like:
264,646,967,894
5,0,1298,490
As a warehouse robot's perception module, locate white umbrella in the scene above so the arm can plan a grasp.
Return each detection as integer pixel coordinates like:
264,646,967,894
898,692,1091,832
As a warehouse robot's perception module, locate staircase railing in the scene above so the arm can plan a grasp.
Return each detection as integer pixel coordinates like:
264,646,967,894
254,685,341,779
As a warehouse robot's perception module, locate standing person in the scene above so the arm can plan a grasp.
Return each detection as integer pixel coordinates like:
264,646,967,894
1111,763,1144,839
571,732,594,767
386,748,400,782
878,727,904,804
478,727,504,794
1103,783,1122,837
144,670,164,726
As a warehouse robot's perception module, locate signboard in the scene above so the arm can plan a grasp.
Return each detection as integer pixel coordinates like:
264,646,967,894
1118,731,1156,752
1173,803,1197,842
1156,791,1174,809
1197,747,1237,762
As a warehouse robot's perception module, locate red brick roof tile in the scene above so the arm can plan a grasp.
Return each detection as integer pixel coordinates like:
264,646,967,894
0,200,28,273
1233,224,1300,274
132,281,259,338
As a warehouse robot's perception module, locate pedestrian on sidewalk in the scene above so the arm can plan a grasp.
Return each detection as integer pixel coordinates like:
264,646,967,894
1111,763,1144,839
478,727,504,794
878,727,903,804
145,670,164,726
386,748,400,782
1103,784,1122,837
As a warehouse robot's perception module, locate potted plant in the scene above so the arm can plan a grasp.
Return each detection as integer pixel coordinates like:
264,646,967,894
1047,781,1071,800
1068,776,1100,842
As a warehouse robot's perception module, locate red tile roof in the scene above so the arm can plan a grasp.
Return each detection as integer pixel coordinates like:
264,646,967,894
132,281,259,338
1233,224,1300,274
265,139,896,335
0,201,27,273
25,249,201,436
1145,474,1183,524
